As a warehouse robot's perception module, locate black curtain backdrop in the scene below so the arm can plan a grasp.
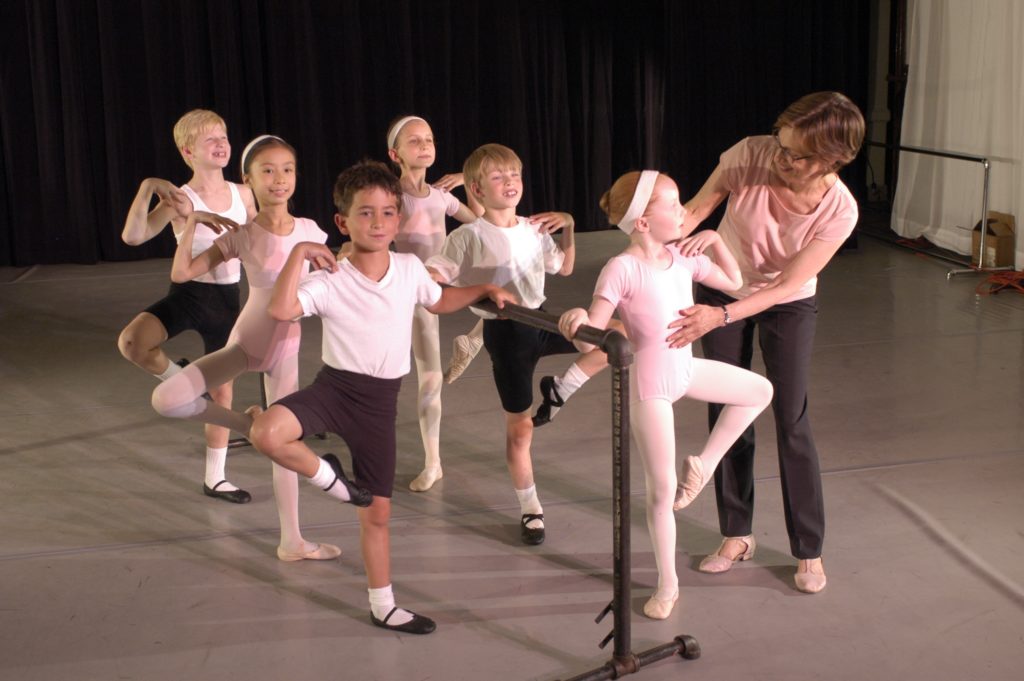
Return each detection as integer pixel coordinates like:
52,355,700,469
0,0,869,266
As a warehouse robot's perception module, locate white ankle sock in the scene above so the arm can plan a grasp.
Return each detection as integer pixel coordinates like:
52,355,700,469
369,584,414,626
554,362,589,401
204,446,237,490
155,359,183,382
309,457,351,502
515,485,544,528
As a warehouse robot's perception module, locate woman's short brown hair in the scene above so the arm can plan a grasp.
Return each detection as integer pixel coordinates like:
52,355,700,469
774,92,865,169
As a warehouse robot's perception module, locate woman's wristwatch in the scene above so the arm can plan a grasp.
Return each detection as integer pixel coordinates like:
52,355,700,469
721,305,732,326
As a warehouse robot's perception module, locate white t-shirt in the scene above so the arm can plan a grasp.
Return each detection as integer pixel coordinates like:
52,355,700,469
175,183,246,285
426,216,564,316
297,252,443,379
395,186,462,263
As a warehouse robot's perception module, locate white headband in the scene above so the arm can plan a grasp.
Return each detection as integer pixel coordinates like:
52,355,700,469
387,116,426,149
616,170,660,234
240,134,286,175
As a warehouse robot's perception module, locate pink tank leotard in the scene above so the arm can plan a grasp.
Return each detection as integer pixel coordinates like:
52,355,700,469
593,250,712,402
215,217,328,371
394,186,462,263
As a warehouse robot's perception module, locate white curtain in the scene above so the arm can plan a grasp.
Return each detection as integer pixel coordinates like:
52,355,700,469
892,0,1024,268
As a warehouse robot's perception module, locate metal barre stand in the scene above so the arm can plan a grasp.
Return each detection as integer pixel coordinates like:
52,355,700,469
473,301,700,680
867,141,1014,279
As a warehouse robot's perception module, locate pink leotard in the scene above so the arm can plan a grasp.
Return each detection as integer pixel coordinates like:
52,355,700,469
593,250,712,402
215,217,328,371
394,186,462,263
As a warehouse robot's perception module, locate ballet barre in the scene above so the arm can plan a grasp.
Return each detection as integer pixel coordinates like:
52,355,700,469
868,141,1014,278
471,300,700,680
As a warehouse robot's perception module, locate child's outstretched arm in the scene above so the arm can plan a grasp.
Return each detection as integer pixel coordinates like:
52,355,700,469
531,211,575,275
268,242,339,321
427,283,517,315
559,296,615,353
169,211,237,283
677,230,742,291
122,178,193,246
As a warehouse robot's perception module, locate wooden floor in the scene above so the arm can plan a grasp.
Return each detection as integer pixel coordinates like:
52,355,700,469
1,229,1022,681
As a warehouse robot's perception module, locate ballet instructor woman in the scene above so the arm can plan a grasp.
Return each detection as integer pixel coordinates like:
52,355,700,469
668,92,864,593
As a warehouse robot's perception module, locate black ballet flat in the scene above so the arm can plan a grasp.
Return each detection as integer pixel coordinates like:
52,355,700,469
370,607,437,635
520,513,545,545
322,453,373,507
531,376,564,427
203,480,252,504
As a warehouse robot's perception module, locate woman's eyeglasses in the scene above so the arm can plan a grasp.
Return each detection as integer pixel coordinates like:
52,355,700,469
773,131,814,163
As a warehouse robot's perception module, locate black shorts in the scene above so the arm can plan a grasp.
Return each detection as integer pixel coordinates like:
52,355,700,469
483,317,577,414
144,281,241,355
273,366,403,498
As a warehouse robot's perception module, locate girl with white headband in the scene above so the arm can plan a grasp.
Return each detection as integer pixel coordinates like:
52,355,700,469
152,135,346,563
557,170,773,619
384,114,481,491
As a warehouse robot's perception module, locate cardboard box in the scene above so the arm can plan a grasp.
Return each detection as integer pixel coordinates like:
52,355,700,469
971,211,1016,267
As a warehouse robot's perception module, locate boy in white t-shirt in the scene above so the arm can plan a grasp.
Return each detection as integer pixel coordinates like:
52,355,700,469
426,143,610,546
248,160,513,635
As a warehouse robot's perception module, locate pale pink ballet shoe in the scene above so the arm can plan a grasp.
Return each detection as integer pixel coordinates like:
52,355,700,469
794,557,827,594
698,534,755,573
444,334,483,384
277,542,342,562
673,456,709,510
409,466,443,492
642,590,679,620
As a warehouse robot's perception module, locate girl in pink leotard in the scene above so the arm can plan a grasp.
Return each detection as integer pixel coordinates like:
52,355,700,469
383,115,480,492
151,135,340,563
558,170,773,620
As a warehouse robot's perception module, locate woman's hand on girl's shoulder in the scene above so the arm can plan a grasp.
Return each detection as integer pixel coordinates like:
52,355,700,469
677,230,720,257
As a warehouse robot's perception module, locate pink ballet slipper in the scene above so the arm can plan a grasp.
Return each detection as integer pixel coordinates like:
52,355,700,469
642,589,679,620
672,456,709,510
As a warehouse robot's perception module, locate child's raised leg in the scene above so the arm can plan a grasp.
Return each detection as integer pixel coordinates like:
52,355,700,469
409,306,444,492
673,358,773,510
444,318,483,384
632,397,680,619
117,312,173,376
249,404,370,506
533,320,622,427
151,344,252,434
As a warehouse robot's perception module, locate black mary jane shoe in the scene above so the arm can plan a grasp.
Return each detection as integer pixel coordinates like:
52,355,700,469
322,453,373,507
203,480,252,504
370,607,437,635
520,513,546,545
531,376,564,428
